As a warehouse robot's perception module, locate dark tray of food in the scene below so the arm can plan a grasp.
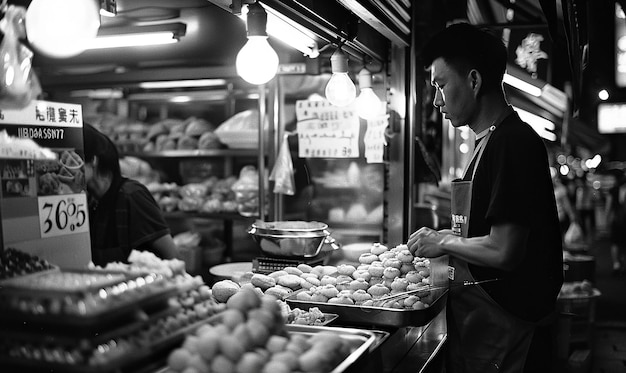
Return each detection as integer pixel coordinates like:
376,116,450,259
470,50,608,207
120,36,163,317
286,288,448,328
0,247,58,280
0,308,223,373
0,269,177,330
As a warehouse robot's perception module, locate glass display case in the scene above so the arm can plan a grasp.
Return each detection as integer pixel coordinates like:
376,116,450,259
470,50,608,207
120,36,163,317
267,75,386,246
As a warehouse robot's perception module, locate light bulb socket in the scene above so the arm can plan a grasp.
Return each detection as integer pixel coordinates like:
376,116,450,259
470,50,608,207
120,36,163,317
246,2,268,37
358,69,373,89
330,48,349,73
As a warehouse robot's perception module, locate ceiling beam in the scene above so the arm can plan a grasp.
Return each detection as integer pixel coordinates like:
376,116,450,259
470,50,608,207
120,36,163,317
38,65,240,89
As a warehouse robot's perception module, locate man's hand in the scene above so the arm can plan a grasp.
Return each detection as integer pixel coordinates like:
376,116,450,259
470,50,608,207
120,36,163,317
407,227,448,258
408,223,530,270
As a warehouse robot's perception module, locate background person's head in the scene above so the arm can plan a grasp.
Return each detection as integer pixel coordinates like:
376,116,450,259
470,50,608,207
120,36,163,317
83,123,121,199
421,22,508,95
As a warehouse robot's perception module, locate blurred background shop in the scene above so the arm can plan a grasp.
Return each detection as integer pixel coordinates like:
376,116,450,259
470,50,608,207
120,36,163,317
0,0,625,372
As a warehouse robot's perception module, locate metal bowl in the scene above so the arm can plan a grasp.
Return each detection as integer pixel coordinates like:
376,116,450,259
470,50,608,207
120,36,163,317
247,221,334,258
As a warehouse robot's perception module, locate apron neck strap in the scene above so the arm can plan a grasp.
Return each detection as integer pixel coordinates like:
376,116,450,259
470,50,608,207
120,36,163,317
462,107,514,179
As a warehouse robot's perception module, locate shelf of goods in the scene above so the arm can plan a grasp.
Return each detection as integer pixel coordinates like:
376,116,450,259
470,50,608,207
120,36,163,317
119,143,264,268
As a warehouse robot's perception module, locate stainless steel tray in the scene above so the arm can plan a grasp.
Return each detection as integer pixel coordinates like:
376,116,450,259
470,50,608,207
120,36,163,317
284,324,377,373
286,288,448,328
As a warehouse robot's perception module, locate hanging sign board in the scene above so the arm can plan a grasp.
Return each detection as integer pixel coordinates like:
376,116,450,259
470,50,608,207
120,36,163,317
364,115,389,163
0,100,91,268
295,100,360,158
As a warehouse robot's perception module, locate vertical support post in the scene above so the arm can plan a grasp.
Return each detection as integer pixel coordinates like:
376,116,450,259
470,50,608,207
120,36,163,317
258,84,267,220
273,76,284,221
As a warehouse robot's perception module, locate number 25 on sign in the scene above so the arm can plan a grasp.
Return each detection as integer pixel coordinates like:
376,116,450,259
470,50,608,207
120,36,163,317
38,194,89,238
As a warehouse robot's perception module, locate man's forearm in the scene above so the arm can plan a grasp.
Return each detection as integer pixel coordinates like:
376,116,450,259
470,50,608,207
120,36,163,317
437,233,511,269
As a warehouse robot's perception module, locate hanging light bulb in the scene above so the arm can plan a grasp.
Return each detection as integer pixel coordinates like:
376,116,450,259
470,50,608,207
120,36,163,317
355,69,384,119
325,47,356,107
236,2,279,85
25,0,100,59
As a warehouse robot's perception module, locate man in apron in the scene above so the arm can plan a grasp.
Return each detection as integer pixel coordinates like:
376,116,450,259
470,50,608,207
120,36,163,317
407,23,563,372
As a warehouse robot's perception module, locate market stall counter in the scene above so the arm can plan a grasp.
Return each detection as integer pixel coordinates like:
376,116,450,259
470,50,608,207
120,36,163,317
326,308,447,373
0,240,449,373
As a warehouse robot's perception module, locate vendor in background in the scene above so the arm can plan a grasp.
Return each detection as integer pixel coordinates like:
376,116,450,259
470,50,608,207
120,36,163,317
408,23,563,372
605,172,626,275
574,175,596,243
553,172,577,243
83,123,178,265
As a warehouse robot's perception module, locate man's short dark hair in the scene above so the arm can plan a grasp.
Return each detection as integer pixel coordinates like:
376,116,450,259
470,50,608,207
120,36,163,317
421,22,508,92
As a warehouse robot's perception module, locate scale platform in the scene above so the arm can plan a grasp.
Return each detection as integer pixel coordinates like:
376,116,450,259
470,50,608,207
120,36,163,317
252,251,332,274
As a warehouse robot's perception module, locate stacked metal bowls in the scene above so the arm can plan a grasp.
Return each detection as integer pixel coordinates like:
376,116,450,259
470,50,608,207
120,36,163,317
247,221,333,258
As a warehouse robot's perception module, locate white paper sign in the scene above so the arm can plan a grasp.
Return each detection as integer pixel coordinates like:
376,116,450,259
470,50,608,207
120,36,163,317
38,193,89,238
295,100,360,158
364,115,389,163
0,100,83,127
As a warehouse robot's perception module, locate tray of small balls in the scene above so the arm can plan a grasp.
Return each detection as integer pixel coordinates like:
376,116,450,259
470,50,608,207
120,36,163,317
163,286,377,373
0,247,58,281
285,243,448,328
0,268,178,330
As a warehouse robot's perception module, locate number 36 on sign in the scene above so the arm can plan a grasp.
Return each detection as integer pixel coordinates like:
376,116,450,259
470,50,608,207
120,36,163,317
37,194,89,238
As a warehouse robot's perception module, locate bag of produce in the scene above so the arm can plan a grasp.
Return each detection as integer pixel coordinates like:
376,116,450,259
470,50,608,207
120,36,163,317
269,135,295,195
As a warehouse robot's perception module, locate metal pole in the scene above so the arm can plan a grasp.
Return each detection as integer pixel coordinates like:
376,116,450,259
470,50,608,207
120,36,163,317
258,84,267,220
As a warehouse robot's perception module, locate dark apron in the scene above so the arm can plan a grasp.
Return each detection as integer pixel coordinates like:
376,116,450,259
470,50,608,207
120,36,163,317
447,126,536,372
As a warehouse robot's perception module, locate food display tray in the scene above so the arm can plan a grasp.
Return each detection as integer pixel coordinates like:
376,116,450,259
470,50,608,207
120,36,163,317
0,269,178,331
0,311,222,373
286,289,448,328
284,324,377,373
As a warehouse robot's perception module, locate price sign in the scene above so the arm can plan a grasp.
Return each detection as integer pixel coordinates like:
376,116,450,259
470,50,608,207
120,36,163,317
37,193,89,238
364,115,389,163
295,100,360,158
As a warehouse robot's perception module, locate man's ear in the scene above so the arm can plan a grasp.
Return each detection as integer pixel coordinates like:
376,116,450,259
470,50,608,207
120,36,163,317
469,69,481,92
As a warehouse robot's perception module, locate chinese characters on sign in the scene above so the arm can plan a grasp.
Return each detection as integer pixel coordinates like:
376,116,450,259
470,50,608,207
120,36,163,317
0,100,91,267
364,115,389,163
0,100,83,128
515,33,548,79
295,100,360,158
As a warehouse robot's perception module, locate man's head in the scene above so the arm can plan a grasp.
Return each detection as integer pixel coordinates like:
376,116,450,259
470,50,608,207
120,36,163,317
83,123,121,199
421,23,507,128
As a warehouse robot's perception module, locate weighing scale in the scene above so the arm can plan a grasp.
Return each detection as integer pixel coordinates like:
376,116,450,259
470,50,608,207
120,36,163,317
252,250,333,274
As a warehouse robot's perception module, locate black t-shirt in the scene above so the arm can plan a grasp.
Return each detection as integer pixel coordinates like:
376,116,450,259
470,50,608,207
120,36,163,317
89,178,170,265
463,112,563,322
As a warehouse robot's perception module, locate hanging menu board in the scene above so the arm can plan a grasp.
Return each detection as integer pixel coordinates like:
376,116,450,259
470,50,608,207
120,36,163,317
295,100,360,158
0,100,91,268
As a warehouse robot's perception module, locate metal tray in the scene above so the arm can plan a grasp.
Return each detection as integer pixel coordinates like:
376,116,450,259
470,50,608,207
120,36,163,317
284,324,377,373
150,321,378,373
286,288,448,328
